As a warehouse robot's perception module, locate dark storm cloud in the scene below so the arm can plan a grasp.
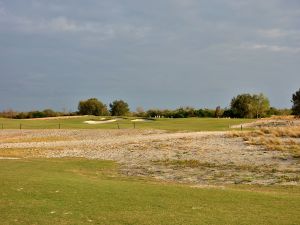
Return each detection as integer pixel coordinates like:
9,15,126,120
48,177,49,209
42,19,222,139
0,0,299,111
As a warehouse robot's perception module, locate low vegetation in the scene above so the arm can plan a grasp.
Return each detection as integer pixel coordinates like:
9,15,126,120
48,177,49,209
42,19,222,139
229,126,300,158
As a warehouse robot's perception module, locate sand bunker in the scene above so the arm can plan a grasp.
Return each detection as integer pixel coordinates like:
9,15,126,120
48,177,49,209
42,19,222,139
84,120,117,124
131,119,151,122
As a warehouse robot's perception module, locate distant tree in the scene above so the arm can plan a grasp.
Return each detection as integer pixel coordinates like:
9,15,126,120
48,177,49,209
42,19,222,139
230,93,270,118
173,107,195,118
173,108,187,118
195,108,214,117
267,107,292,116
230,94,253,118
223,108,235,118
43,109,57,117
0,108,17,118
146,109,162,118
252,93,270,118
27,111,46,118
78,98,109,116
292,88,300,116
136,106,146,117
214,106,222,118
109,100,130,116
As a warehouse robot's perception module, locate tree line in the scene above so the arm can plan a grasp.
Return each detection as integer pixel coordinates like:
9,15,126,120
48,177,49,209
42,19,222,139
76,91,298,118
1,88,300,119
0,108,76,119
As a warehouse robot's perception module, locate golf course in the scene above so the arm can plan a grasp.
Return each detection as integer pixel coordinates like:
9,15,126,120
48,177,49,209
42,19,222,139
0,116,300,224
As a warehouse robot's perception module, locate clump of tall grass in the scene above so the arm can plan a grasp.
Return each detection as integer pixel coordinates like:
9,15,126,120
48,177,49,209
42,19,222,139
228,126,300,157
260,127,300,138
229,126,300,139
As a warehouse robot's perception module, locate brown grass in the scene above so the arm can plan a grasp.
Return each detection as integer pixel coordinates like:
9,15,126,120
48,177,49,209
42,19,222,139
260,127,300,138
228,126,300,157
0,148,44,158
0,136,73,143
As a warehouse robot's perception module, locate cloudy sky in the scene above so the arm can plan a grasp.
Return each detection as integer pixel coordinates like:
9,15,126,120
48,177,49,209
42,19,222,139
0,0,300,111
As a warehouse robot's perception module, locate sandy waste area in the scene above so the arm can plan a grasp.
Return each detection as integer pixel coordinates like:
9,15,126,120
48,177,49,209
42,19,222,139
0,128,299,186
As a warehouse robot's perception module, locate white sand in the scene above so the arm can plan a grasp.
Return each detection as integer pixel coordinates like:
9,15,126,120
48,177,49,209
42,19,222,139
84,120,117,124
131,119,151,122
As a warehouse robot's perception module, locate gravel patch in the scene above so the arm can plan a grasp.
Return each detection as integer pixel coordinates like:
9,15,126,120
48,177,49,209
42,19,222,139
0,129,299,185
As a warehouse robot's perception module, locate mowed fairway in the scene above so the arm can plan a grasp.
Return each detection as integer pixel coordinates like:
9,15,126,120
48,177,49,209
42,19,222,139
1,158,300,225
0,117,250,131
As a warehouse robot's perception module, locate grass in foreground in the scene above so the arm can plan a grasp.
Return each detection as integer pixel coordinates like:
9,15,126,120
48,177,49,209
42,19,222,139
0,117,251,131
0,158,300,225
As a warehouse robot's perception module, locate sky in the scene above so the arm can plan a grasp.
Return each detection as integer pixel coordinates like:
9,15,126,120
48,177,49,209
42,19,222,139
0,0,300,112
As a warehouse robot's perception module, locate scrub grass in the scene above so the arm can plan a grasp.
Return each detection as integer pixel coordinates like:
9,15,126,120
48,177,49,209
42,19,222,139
0,158,300,225
228,126,300,158
0,117,250,131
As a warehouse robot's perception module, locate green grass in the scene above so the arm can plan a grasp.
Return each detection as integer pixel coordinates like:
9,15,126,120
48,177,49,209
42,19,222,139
0,158,299,225
0,117,251,131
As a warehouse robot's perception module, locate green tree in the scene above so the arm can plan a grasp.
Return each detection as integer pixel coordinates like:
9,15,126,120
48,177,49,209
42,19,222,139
43,109,57,117
292,88,300,116
78,98,109,116
230,94,254,118
109,100,130,116
230,93,270,118
214,106,222,118
135,107,146,117
251,93,270,118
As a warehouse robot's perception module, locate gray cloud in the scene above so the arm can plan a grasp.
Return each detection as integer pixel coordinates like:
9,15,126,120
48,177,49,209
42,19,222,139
0,0,299,111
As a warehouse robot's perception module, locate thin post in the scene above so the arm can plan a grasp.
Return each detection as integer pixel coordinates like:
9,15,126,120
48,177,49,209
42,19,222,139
117,123,120,129
20,124,22,130
59,123,61,129
133,122,136,129
240,125,243,131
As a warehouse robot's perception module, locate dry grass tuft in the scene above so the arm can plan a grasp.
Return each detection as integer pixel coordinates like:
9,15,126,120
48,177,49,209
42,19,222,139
228,126,300,157
260,127,300,138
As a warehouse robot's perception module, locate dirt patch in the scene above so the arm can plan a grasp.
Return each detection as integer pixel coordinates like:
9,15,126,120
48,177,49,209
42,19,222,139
0,129,299,186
